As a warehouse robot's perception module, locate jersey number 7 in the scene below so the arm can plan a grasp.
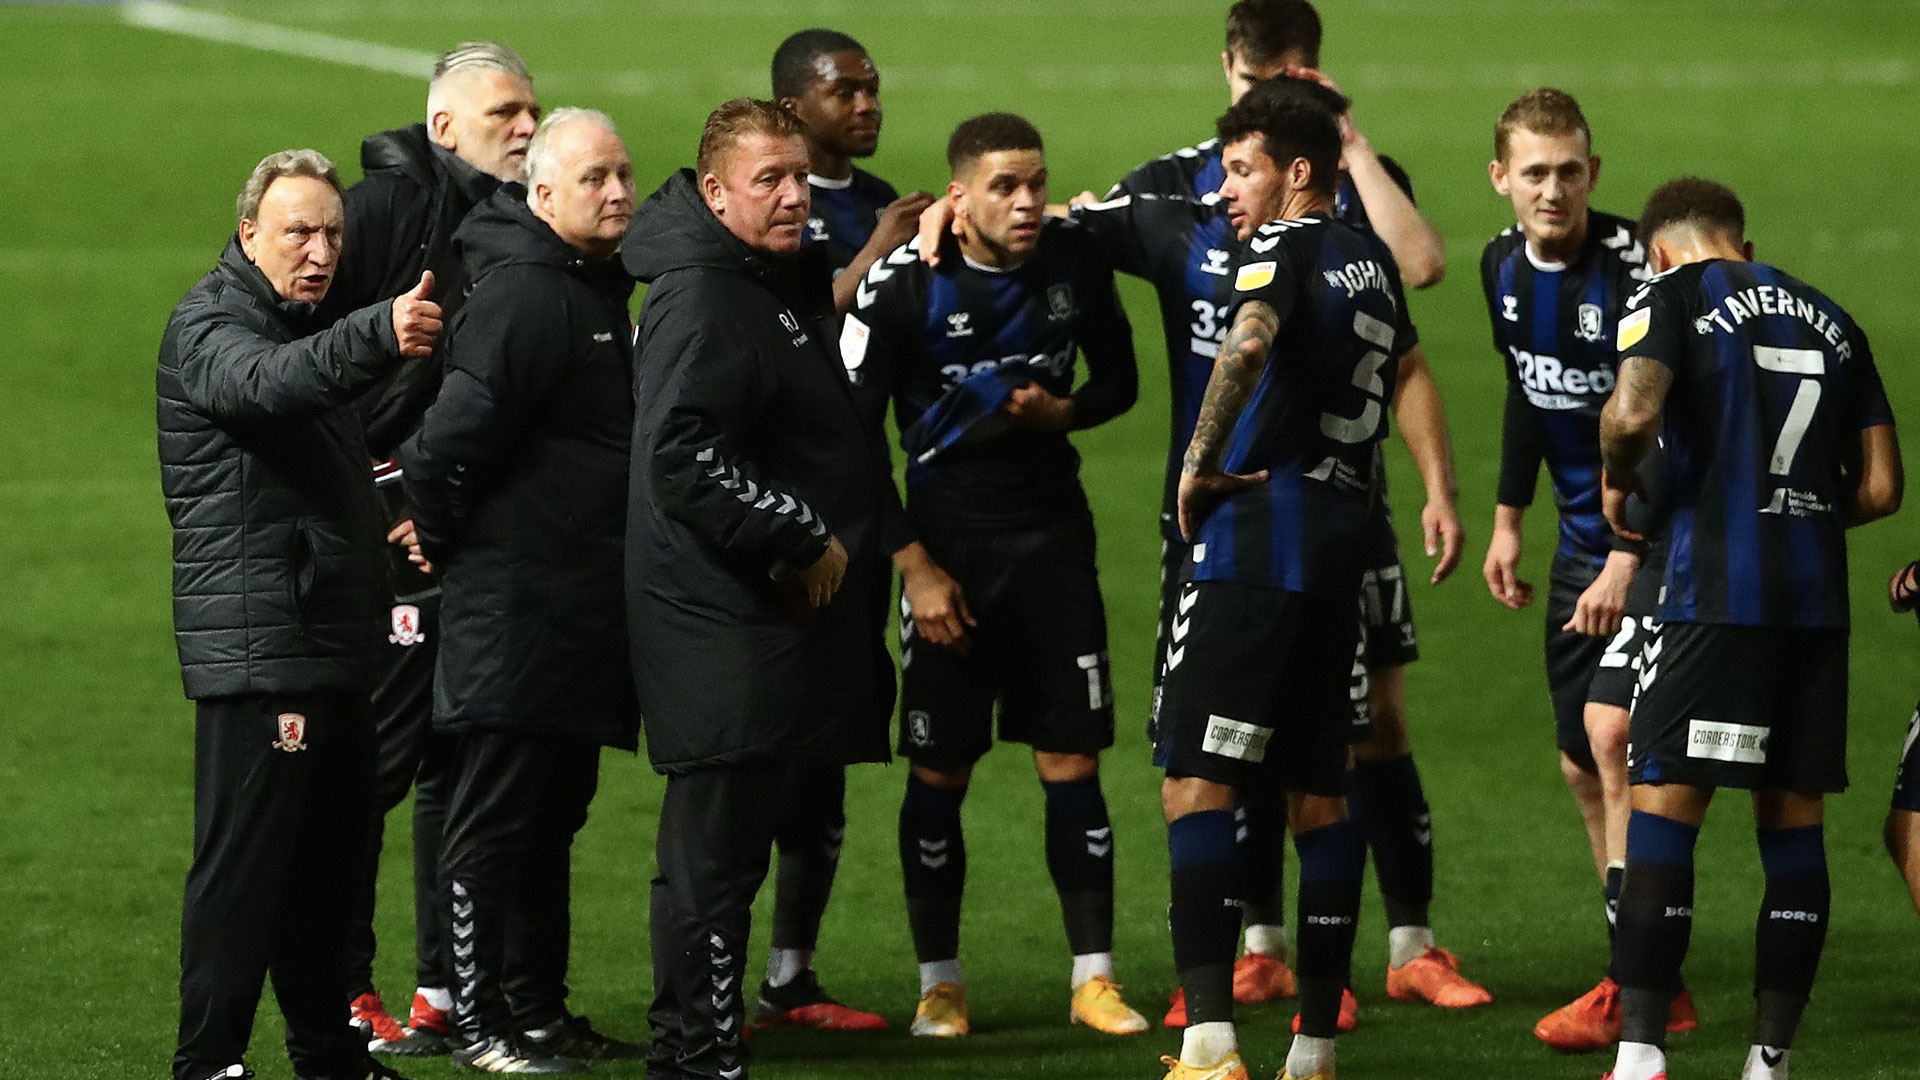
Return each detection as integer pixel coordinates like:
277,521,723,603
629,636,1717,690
1754,345,1824,476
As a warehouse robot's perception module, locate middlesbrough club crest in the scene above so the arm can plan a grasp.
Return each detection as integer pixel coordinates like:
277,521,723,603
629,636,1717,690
273,713,309,753
389,604,427,646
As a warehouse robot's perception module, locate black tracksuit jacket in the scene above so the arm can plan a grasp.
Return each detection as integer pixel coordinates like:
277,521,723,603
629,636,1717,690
397,192,640,750
324,123,499,459
624,169,895,773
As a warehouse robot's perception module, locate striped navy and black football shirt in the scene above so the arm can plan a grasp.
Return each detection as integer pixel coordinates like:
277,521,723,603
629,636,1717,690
1186,212,1416,594
1620,259,1893,627
804,167,899,275
839,219,1137,535
1071,138,1416,544
1481,210,1651,571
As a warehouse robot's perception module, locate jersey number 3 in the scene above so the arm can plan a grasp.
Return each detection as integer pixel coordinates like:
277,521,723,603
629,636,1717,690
1321,310,1396,444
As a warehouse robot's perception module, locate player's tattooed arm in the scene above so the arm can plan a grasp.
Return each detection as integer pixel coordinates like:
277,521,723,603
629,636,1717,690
1184,301,1277,473
1176,301,1277,541
1599,356,1672,478
1598,355,1674,540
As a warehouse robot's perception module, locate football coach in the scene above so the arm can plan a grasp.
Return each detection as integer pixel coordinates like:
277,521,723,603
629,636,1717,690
396,107,642,1072
157,148,440,1080
624,98,897,1080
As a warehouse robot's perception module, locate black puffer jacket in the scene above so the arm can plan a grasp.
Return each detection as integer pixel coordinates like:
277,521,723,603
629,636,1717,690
398,192,639,750
325,123,499,459
624,169,895,773
157,239,406,700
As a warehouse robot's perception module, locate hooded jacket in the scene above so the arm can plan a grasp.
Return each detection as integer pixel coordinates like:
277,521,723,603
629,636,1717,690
157,239,405,699
325,123,499,459
624,169,895,773
398,191,639,750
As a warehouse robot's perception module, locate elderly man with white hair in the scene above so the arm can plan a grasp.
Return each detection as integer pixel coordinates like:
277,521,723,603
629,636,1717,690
158,147,442,1080
317,41,540,1056
394,107,641,1074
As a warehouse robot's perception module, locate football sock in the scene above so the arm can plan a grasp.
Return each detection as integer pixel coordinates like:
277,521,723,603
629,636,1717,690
1352,753,1434,929
764,947,810,989
1168,809,1240,1026
1243,923,1292,961
1179,1021,1237,1068
919,959,964,995
417,986,452,1012
1042,777,1115,956
1605,861,1626,980
1741,1044,1791,1080
1753,825,1828,1049
1387,924,1435,969
1236,783,1289,929
1070,951,1114,990
1611,1040,1667,1080
1616,810,1699,1047
1284,1034,1335,1078
899,775,967,966
771,765,846,954
1293,818,1364,1039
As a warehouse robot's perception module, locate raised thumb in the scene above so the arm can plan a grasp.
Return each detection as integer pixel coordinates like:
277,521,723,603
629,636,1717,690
409,269,435,299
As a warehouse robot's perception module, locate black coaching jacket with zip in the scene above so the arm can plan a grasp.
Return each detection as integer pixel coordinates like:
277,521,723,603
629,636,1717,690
157,239,406,700
398,191,640,750
623,169,895,773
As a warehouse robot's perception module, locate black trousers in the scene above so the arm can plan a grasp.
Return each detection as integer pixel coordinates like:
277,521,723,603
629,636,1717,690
345,590,452,997
175,691,374,1080
649,761,783,1080
440,731,601,1041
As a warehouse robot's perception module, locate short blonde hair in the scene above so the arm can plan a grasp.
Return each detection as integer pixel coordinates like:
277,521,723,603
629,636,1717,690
1494,87,1591,162
696,98,804,179
235,148,341,224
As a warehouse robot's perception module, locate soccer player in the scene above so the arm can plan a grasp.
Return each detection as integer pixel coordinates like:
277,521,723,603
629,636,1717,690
840,112,1147,1039
1474,88,1695,1051
1887,562,1920,918
1156,78,1417,1080
742,27,928,1033
1600,178,1902,1080
774,29,934,313
1056,0,1477,1024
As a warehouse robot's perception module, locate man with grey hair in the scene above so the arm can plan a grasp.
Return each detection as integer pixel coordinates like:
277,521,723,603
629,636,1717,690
320,40,539,1055
159,148,441,1080
395,106,640,1073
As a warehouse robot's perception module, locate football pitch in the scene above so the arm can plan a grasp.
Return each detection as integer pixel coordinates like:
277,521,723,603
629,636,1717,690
4,1,1919,1077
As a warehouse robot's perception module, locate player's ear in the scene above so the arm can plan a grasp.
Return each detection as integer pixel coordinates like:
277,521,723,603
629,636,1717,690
1220,49,1233,83
1489,159,1509,196
1647,237,1673,275
237,217,260,261
1741,239,1755,262
1588,154,1602,189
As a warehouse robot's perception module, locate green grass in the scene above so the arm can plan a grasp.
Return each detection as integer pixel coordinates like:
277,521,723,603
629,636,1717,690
4,2,1919,1077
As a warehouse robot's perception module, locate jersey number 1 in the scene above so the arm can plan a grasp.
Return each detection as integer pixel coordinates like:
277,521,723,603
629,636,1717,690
1754,345,1824,476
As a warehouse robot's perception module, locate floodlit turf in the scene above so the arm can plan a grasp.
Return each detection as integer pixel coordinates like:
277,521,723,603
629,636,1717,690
3,1,1919,1077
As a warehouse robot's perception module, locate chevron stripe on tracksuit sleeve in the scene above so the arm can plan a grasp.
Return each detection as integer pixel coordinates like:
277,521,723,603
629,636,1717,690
648,310,835,576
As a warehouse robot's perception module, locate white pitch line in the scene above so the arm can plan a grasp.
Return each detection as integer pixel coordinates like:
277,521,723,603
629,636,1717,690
121,1,436,79
121,4,1914,94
